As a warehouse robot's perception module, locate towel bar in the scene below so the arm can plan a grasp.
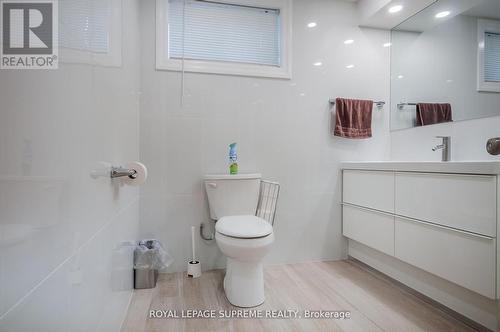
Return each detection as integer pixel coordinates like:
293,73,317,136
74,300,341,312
329,99,385,109
397,102,418,110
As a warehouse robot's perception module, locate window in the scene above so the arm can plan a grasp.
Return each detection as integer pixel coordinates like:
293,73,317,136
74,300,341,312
59,0,122,66
59,0,110,53
168,0,281,66
485,32,500,83
477,19,500,92
156,0,291,78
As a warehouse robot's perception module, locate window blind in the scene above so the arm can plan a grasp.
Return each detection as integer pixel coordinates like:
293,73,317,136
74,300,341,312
59,0,111,53
168,0,281,66
485,32,500,83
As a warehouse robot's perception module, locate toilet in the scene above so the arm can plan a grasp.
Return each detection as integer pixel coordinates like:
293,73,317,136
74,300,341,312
204,173,274,307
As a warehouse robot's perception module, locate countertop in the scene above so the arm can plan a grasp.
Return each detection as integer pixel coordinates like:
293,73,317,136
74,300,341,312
340,161,500,175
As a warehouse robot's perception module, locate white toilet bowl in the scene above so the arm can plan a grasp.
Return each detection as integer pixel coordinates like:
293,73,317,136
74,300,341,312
215,215,274,307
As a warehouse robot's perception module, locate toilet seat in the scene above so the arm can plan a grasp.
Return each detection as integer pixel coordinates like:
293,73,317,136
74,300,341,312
216,215,272,239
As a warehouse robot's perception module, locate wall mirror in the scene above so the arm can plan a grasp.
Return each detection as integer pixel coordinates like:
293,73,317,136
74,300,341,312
390,0,500,131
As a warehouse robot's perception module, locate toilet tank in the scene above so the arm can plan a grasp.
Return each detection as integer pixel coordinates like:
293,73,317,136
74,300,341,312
204,173,261,220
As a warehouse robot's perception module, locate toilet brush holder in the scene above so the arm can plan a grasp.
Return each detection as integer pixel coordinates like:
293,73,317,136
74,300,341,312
187,226,201,278
187,260,201,278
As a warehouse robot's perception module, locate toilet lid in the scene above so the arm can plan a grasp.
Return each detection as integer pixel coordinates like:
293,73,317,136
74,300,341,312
216,215,273,238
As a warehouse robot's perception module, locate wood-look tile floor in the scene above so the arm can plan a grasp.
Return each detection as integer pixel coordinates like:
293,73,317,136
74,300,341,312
121,260,476,332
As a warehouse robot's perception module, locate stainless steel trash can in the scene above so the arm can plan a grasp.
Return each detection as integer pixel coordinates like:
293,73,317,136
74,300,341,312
134,268,158,289
134,240,161,289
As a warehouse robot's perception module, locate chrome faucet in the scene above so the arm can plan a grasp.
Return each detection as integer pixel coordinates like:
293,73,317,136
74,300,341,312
432,136,451,161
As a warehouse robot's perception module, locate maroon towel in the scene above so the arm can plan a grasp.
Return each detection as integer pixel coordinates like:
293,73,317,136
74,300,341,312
416,103,453,126
333,98,373,139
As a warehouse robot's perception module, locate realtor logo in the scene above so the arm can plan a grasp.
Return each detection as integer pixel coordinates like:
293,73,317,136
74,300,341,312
1,0,58,69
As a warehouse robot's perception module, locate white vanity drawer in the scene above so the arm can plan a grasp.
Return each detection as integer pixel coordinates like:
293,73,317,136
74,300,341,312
343,170,394,213
343,204,394,256
395,217,496,299
395,172,496,237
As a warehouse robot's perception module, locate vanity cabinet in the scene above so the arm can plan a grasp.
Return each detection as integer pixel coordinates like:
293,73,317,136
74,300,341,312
394,217,495,298
342,168,498,299
343,204,394,256
395,172,496,237
343,170,394,212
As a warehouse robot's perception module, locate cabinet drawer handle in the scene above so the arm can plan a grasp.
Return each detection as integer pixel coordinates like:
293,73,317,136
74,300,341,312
341,203,394,217
342,203,495,240
396,215,494,240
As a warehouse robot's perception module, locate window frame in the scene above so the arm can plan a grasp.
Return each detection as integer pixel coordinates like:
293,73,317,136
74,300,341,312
59,0,122,67
477,19,500,93
156,0,292,79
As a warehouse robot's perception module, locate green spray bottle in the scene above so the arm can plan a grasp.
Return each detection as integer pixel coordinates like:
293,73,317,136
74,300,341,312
229,143,238,175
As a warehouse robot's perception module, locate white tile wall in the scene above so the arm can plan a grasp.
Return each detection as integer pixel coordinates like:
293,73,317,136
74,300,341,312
0,201,139,332
0,0,141,330
139,0,392,272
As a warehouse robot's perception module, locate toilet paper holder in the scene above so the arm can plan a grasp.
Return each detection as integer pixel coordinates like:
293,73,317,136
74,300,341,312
110,166,138,179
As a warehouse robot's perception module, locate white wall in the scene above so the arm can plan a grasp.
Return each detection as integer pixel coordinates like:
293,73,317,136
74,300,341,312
139,0,391,273
0,1,141,331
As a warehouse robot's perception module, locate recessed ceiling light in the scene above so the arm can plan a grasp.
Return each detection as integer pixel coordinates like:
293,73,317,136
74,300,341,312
383,42,392,47
313,62,323,67
346,64,355,69
307,22,317,28
397,75,404,79
388,5,403,14
344,39,354,45
435,11,450,18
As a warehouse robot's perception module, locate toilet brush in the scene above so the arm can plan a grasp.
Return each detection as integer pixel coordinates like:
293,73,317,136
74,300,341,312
187,226,201,278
